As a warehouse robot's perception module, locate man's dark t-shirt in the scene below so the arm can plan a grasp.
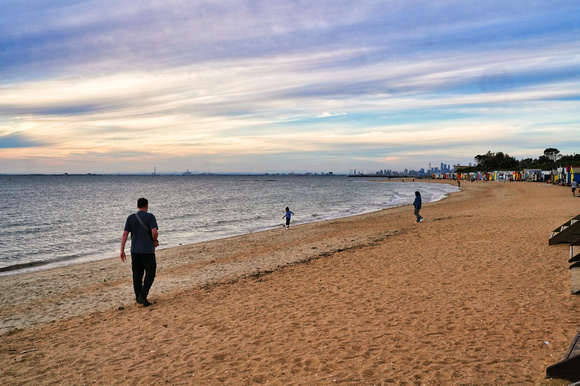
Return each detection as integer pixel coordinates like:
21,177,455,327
124,212,158,254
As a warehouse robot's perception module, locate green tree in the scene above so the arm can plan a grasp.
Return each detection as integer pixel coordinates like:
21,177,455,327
468,148,576,173
474,151,518,171
560,153,580,165
543,148,561,163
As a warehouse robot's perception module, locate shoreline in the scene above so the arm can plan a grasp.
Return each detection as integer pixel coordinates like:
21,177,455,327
2,180,579,383
0,180,458,334
0,179,457,277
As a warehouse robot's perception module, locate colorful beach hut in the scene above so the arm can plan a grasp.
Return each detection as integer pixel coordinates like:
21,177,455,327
566,166,580,184
523,169,545,182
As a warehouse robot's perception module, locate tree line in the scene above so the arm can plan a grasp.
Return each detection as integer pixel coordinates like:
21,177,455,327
461,148,580,172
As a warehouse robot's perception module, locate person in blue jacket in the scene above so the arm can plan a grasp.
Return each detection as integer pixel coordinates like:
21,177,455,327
282,207,294,229
413,191,424,223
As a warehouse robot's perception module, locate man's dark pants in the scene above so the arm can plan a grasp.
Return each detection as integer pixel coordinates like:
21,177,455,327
131,253,156,299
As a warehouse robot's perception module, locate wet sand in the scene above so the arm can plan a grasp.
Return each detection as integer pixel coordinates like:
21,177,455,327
1,180,579,384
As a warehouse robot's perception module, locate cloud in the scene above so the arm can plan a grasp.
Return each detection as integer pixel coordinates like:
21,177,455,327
0,132,47,149
2,0,577,78
0,1,579,173
318,112,347,118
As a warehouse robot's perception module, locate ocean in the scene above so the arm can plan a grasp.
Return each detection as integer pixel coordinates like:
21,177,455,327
0,175,457,275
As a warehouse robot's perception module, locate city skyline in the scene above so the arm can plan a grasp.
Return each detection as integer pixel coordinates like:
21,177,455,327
1,1,580,174
0,156,467,176
351,160,457,177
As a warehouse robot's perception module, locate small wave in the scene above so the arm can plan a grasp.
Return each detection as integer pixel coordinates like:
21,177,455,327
0,249,87,274
0,260,51,273
2,176,459,276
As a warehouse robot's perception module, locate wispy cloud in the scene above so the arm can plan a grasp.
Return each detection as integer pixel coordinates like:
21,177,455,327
0,0,579,173
0,132,47,149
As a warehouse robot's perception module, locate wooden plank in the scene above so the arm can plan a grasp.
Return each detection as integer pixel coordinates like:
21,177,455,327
546,354,580,382
549,215,580,245
547,328,580,382
564,328,580,360
571,267,580,295
570,239,580,263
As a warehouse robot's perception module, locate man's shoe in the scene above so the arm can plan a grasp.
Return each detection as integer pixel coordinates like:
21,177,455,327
136,295,152,307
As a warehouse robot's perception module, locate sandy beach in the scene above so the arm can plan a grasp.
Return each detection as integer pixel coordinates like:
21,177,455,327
1,180,579,384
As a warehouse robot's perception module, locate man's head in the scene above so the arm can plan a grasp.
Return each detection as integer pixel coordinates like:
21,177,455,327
137,198,149,209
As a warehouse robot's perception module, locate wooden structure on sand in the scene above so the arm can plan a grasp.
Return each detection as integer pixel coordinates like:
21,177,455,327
546,329,580,382
571,238,580,295
549,215,580,245
546,216,580,382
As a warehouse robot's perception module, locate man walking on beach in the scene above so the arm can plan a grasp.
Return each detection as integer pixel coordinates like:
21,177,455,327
572,179,577,197
413,191,424,223
120,198,159,307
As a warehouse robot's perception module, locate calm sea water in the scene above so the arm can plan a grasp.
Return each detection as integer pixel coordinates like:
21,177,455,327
0,175,457,275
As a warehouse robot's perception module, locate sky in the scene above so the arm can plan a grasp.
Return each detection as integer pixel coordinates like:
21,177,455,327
1,0,579,174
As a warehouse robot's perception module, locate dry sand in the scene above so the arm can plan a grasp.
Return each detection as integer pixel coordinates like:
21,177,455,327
1,180,579,384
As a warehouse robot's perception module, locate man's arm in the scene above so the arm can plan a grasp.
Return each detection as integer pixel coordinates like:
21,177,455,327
152,228,159,248
120,230,129,261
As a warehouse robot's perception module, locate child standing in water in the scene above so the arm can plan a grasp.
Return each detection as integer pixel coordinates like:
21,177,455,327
413,191,424,223
282,207,294,229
